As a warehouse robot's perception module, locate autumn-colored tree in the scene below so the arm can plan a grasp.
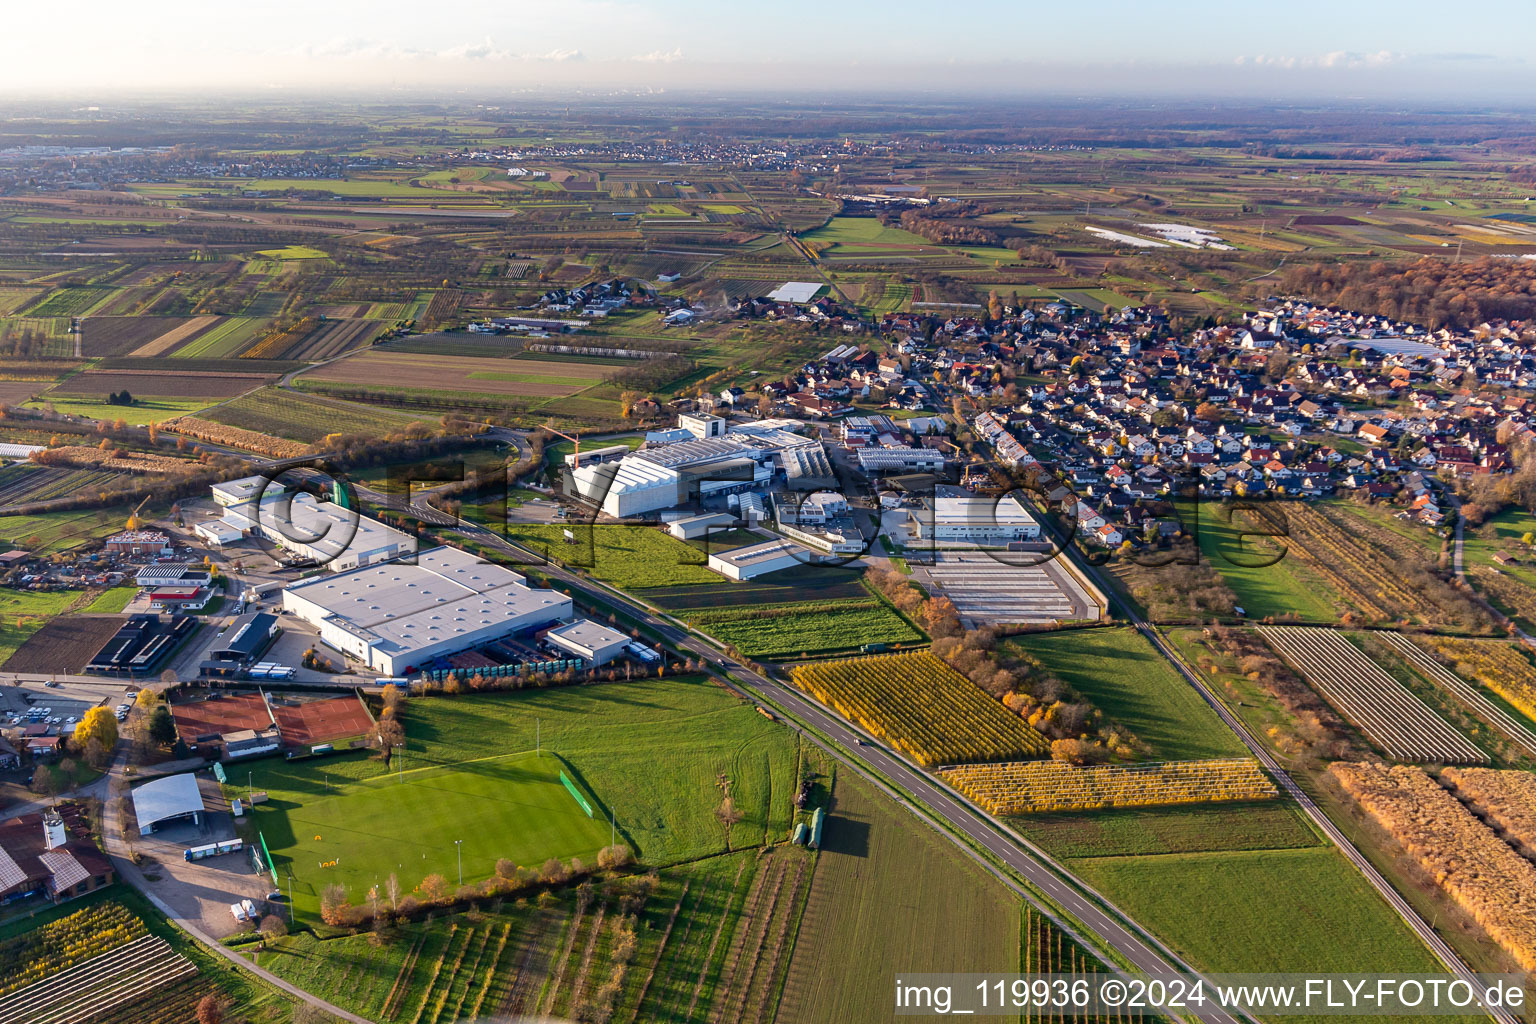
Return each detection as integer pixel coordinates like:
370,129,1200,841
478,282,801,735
196,994,227,1024
419,873,450,902
74,706,118,753
319,883,349,925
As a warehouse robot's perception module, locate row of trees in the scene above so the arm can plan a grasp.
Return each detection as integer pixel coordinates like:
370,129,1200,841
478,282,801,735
318,846,634,930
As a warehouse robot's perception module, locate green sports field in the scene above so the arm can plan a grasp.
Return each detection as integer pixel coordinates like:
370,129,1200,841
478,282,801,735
236,751,612,924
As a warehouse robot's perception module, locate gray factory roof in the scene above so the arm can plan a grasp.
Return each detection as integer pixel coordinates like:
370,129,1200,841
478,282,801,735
285,547,568,653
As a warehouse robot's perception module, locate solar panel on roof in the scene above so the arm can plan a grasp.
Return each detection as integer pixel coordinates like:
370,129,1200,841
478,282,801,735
0,845,27,893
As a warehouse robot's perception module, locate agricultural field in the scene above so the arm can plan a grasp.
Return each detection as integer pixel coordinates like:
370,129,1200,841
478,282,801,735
1012,628,1248,761
503,524,724,589
0,890,294,1024
46,368,274,400
162,414,313,457
257,846,810,1024
789,651,1048,765
1015,799,1322,859
1331,761,1536,971
302,349,612,399
0,589,88,665
647,562,874,611
778,772,1049,1024
2,612,128,672
1070,846,1460,991
1260,626,1487,764
686,596,923,658
1417,636,1536,728
170,316,271,359
0,507,135,553
0,466,118,508
941,757,1276,815
1209,503,1486,630
207,387,426,444
1375,632,1536,760
236,750,613,924
27,395,214,425
1441,766,1536,855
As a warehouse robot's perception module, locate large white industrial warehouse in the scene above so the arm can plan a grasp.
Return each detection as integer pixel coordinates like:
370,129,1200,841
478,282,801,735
210,475,417,571
282,546,573,674
570,436,772,518
914,493,1041,542
568,419,828,518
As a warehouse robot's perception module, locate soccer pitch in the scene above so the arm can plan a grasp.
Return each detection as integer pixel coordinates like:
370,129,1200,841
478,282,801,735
237,751,614,923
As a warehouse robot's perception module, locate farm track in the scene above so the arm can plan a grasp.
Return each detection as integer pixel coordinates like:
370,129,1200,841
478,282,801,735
1261,626,1487,763
1378,632,1536,759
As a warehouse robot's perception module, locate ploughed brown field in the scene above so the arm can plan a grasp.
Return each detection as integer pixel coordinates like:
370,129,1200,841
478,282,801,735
47,369,276,398
301,348,609,397
80,316,223,357
2,614,126,673
0,381,44,405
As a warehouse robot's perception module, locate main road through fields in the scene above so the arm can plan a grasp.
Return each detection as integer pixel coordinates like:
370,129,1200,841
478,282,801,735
397,489,1245,1024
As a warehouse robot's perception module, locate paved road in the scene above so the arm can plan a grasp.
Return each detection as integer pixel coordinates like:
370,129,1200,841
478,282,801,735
401,494,1244,1022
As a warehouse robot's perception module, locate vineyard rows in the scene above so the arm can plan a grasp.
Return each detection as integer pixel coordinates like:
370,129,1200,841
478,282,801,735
0,934,195,1024
1260,627,1487,764
0,902,146,996
789,651,1048,766
940,758,1277,815
1275,504,1466,625
1376,632,1536,758
1419,636,1536,728
1331,761,1536,971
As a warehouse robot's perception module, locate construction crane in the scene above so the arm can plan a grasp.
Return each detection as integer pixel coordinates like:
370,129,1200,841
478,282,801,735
544,425,583,467
125,493,152,530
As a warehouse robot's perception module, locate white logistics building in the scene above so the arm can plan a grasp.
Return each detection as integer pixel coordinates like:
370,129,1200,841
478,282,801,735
708,538,817,581
570,436,772,518
210,476,417,572
915,493,1041,542
544,619,630,665
282,546,572,675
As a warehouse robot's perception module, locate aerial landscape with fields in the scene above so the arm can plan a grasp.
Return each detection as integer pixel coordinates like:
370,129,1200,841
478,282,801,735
6,2,1536,1022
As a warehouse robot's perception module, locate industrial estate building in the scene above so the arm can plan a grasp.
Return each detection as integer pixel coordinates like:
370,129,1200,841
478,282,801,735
210,476,417,571
708,538,818,581
281,546,574,675
569,421,829,519
544,619,630,665
914,493,1041,542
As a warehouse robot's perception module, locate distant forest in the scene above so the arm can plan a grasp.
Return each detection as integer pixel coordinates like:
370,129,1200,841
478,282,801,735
1280,257,1536,329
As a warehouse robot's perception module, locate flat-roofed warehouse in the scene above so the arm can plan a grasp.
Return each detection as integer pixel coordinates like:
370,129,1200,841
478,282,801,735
914,493,1041,542
282,546,573,676
708,538,817,581
544,619,630,665
211,476,416,572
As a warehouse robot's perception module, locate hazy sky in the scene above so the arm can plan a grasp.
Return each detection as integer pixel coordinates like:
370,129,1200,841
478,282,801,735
2,0,1530,98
